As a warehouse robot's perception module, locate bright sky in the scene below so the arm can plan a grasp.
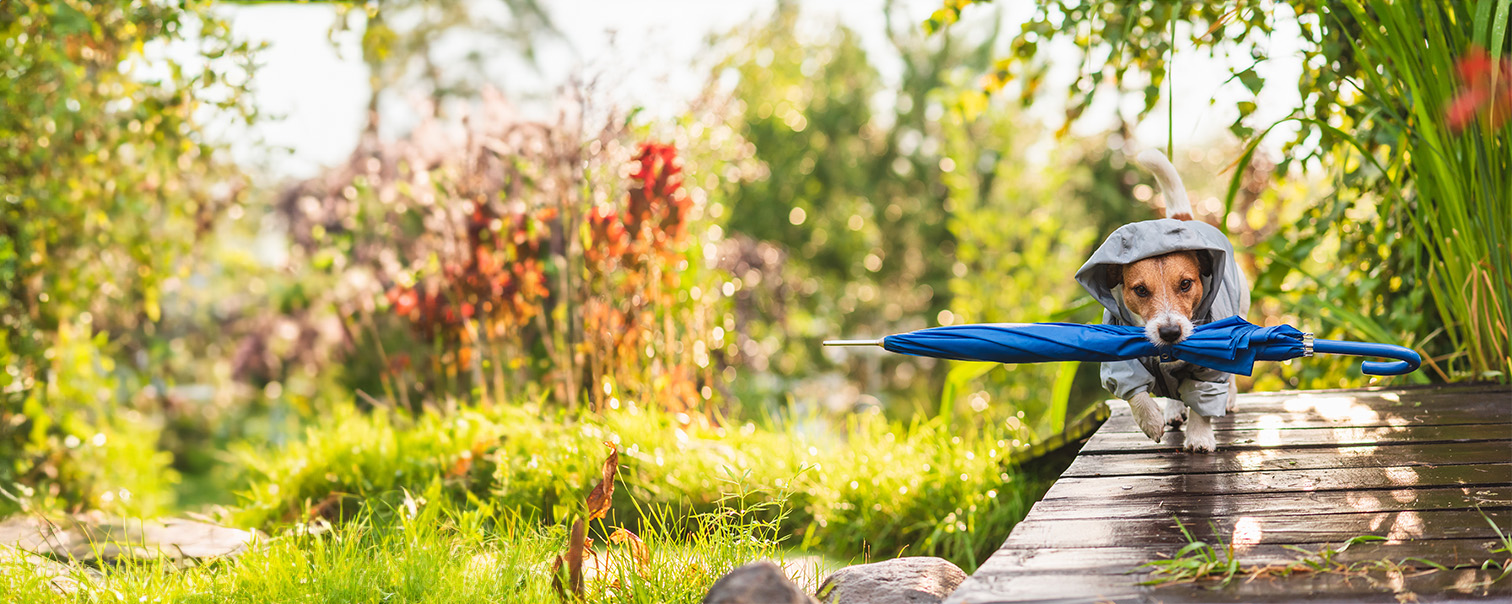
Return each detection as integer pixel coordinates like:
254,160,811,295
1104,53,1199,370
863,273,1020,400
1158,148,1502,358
217,1,1303,180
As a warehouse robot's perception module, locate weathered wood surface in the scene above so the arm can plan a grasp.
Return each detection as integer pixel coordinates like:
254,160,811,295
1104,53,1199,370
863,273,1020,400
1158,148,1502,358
946,384,1512,603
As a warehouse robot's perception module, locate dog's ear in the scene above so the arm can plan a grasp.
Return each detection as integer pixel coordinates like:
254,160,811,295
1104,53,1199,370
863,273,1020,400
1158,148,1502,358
1104,264,1124,290
1197,252,1214,277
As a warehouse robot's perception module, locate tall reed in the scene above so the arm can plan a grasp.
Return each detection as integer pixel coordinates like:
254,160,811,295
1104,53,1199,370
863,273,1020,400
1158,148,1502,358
1231,0,1510,382
1332,0,1510,380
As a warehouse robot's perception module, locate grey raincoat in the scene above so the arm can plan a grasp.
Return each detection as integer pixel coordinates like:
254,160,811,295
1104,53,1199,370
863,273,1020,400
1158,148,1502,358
1074,219,1251,417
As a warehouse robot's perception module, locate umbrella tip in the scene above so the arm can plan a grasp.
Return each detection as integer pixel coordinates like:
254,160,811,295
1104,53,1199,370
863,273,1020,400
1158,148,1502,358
823,338,884,347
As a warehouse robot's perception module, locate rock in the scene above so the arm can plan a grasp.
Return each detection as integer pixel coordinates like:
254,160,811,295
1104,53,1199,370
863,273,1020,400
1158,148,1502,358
702,560,819,604
0,544,101,595
0,513,259,566
817,557,966,604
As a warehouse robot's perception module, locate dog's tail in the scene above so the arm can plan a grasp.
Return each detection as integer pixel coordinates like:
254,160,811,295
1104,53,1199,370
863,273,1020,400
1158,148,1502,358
1134,149,1193,221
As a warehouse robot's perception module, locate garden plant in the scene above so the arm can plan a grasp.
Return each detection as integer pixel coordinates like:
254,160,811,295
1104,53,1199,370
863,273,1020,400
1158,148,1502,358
1,0,1506,602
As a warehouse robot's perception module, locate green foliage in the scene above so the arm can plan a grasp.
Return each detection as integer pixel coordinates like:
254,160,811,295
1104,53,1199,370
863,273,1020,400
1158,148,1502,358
1283,0,1509,381
1239,1,1511,385
232,398,1050,570
1140,517,1241,588
1,484,801,604
0,0,256,514
932,0,1512,382
715,6,1004,401
715,5,1125,442
935,86,1108,434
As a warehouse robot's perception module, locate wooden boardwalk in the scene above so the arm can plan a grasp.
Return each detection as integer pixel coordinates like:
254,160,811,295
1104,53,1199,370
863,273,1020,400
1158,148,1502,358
947,384,1512,603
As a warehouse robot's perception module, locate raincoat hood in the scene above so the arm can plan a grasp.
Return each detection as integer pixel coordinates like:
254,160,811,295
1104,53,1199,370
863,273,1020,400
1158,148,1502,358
1075,219,1237,326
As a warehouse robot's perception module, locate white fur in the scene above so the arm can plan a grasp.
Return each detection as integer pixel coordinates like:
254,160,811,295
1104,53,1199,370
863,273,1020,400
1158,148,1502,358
1163,397,1186,428
1134,149,1193,218
1127,391,1165,443
1144,309,1194,347
1183,411,1216,453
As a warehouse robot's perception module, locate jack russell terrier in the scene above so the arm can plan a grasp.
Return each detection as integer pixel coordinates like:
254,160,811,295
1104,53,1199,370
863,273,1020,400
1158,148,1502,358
1074,149,1252,453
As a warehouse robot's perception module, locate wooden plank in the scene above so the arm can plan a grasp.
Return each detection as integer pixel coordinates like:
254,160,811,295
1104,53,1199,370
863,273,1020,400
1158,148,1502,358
946,569,1511,604
1081,422,1512,453
1062,441,1512,478
1233,384,1509,401
973,539,1510,576
1026,485,1512,521
1097,408,1510,433
1000,509,1512,549
947,387,1512,604
1094,387,1511,433
1043,464,1512,501
1230,388,1511,408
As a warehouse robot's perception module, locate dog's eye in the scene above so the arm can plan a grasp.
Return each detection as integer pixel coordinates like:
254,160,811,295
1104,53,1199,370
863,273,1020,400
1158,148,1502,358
1180,279,1193,292
1133,286,1151,298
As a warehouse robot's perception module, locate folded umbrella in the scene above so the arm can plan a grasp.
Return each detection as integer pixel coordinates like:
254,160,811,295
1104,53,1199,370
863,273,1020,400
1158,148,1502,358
824,316,1419,376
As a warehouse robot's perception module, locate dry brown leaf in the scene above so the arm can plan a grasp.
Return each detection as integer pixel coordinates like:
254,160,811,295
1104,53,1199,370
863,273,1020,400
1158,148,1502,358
550,554,568,602
567,519,586,596
608,527,651,569
584,441,619,522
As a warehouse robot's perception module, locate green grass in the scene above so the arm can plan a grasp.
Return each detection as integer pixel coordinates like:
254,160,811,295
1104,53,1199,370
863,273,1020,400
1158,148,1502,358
222,399,1054,572
0,379,1068,599
0,483,814,604
1139,517,1242,588
1141,512,1512,589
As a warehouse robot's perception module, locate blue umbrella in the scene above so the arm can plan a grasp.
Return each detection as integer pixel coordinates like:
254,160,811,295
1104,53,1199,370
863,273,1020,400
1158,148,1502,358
824,316,1420,376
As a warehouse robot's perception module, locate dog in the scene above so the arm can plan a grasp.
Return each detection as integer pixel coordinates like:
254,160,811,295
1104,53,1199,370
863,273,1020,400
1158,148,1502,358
1074,149,1252,453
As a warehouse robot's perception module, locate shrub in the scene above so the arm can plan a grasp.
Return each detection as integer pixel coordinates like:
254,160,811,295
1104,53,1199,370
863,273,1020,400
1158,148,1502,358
234,398,1050,570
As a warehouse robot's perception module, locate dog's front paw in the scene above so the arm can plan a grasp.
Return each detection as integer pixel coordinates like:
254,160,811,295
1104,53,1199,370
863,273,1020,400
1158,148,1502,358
1182,413,1216,453
1183,432,1216,453
1128,393,1165,442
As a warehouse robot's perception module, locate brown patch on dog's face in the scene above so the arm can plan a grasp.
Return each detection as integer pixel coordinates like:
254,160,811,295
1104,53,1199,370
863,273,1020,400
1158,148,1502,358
1121,251,1204,339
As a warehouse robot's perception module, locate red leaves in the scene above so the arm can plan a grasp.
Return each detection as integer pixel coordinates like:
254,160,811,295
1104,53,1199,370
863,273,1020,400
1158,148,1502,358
585,206,628,265
625,142,690,246
385,202,551,339
378,139,700,412
387,287,419,317
596,141,690,273
1447,46,1512,132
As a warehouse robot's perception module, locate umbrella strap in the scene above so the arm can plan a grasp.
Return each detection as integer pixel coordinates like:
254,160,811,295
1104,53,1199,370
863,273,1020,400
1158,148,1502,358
1303,333,1314,357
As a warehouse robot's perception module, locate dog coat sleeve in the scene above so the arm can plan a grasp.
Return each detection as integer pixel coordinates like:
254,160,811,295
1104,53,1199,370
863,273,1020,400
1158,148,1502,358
1177,371,1231,418
1098,310,1156,400
1101,358,1155,401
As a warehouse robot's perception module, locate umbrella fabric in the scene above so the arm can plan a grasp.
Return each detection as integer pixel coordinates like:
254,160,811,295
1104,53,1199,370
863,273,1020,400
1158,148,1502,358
882,316,1305,377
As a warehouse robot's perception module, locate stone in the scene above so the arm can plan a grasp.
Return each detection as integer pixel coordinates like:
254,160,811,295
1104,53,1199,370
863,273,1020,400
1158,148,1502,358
702,560,818,604
817,557,966,604
0,544,101,595
0,513,258,565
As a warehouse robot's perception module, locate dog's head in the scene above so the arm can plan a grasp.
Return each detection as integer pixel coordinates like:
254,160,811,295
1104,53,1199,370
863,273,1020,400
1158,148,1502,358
1104,251,1209,346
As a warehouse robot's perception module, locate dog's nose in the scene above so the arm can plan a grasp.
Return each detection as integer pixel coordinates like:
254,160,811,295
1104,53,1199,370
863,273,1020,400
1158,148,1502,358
1158,325,1182,344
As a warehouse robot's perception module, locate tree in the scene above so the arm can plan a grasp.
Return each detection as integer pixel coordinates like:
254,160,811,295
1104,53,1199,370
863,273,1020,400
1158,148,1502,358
715,4,1005,404
0,0,256,512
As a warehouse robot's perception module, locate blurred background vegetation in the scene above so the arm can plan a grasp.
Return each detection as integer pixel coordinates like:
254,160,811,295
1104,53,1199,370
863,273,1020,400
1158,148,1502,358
0,0,1506,577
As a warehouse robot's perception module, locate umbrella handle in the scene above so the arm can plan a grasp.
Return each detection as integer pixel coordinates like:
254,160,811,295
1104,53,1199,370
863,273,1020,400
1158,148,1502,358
1312,339,1421,376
